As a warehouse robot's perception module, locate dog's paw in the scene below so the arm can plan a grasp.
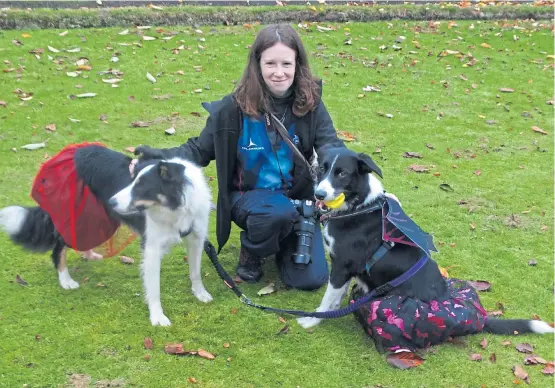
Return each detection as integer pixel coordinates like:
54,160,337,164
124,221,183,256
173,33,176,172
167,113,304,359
192,287,213,303
150,313,172,327
297,316,322,329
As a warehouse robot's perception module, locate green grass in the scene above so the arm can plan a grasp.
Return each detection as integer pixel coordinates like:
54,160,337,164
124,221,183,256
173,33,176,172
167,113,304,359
0,19,553,387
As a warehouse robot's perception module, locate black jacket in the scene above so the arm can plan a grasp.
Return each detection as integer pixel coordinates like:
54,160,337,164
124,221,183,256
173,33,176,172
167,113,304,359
149,90,344,252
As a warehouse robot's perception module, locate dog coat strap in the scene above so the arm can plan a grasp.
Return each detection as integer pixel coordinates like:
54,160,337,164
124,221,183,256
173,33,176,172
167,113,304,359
365,240,395,273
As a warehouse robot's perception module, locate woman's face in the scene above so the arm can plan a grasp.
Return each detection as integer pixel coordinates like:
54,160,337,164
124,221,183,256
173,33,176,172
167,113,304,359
259,42,296,97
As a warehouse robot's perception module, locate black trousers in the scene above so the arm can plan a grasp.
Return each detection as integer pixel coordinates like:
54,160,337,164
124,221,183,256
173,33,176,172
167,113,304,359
231,189,328,291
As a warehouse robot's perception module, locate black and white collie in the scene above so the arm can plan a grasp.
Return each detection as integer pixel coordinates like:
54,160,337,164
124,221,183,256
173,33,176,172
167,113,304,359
298,147,553,350
0,145,213,326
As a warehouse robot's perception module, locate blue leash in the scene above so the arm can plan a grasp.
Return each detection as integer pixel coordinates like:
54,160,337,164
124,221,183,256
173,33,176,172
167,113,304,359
204,240,429,319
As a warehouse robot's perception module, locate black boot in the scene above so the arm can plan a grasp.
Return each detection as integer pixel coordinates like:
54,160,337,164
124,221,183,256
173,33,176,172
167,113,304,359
236,246,263,283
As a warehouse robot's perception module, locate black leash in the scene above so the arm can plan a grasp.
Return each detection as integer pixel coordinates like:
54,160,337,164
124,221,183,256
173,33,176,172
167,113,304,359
203,239,428,319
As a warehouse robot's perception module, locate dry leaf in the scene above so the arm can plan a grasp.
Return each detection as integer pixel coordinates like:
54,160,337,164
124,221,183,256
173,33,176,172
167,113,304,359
16,274,28,286
386,351,425,369
257,283,276,296
164,343,185,355
75,93,97,98
516,343,534,353
499,88,515,93
542,363,554,375
144,337,153,349
467,280,491,292
470,353,483,361
512,365,529,383
131,121,150,128
0,101,7,108
120,256,135,264
187,377,198,384
21,142,46,150
408,164,429,173
197,349,215,360
489,353,497,363
480,338,488,349
45,123,56,132
337,130,356,142
501,340,512,346
124,147,135,153
223,343,230,348
146,72,157,83
524,356,547,365
403,152,423,159
276,324,290,335
532,126,548,135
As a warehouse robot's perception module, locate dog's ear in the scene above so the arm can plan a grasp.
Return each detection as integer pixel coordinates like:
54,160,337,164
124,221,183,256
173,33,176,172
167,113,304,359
157,162,185,182
357,153,383,178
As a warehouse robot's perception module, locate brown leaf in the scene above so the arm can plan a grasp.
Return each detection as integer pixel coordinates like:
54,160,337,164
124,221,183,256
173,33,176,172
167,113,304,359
386,351,425,369
489,353,497,363
502,340,513,346
470,353,483,361
12,39,23,46
542,362,554,375
190,112,201,117
16,274,28,287
45,123,56,132
531,126,548,135
499,88,515,93
516,343,534,353
124,147,135,153
337,130,356,142
467,280,491,292
223,343,230,348
474,170,482,176
28,48,44,55
512,365,529,383
408,164,429,173
276,324,290,335
131,121,150,128
164,343,186,355
99,113,107,122
188,377,198,384
198,349,216,360
144,337,153,349
487,310,504,317
426,143,435,150
480,338,488,349
279,317,287,324
528,260,537,266
0,101,7,108
231,308,237,314
144,354,151,361
524,356,547,365
403,152,423,159
128,96,135,102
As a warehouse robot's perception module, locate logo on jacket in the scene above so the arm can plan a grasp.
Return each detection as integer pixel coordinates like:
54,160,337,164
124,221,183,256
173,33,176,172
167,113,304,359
241,138,265,151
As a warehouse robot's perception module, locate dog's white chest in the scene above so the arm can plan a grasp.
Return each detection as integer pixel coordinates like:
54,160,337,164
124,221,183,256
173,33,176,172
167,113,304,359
322,223,335,254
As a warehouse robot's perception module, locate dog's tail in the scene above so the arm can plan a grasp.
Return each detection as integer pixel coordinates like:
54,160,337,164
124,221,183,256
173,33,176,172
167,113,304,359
0,206,58,252
484,318,554,335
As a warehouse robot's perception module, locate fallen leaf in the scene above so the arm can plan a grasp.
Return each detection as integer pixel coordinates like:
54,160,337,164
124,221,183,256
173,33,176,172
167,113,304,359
146,72,157,83
124,147,135,153
68,117,81,123
408,164,429,173
190,112,201,117
541,363,554,375
21,142,46,150
337,130,356,142
439,183,454,192
75,93,97,98
188,377,198,384
165,127,176,135
516,343,534,353
164,343,185,355
45,123,56,132
99,113,107,122
276,324,290,335
426,143,435,150
257,282,276,296
528,260,537,266
524,356,547,365
489,353,497,363
403,152,423,159
102,78,122,84
532,126,548,135
467,280,491,292
512,365,529,383
502,340,513,346
120,256,135,264
386,351,425,369
474,170,482,176
197,349,216,360
16,274,28,286
499,88,515,93
223,343,230,348
470,353,483,361
480,338,488,349
487,310,504,317
0,101,7,108
279,317,287,324
144,337,153,349
131,121,150,128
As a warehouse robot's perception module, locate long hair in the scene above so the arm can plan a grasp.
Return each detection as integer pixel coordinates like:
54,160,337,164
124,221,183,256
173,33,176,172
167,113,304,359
234,24,320,118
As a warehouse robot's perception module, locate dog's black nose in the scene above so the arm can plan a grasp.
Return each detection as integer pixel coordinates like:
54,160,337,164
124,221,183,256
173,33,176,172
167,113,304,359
314,190,326,200
108,197,118,208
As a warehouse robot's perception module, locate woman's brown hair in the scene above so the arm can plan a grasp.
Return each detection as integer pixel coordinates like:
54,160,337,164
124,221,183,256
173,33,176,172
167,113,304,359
234,24,320,118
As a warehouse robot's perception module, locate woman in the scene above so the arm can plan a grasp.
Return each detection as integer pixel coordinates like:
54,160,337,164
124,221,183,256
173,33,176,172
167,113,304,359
132,24,345,290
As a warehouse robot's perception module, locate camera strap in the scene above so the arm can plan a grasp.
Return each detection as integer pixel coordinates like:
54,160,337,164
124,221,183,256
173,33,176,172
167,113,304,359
264,112,312,172
203,239,429,319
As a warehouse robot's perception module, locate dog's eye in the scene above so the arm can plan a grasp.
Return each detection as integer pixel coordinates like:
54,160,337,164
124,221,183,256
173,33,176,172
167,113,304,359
318,166,325,173
338,171,348,178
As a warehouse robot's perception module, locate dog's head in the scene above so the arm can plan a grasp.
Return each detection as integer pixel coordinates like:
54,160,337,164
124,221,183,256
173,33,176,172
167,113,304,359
109,160,190,215
314,147,384,208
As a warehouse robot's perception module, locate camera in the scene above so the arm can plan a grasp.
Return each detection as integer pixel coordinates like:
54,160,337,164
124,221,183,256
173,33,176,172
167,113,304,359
290,199,318,267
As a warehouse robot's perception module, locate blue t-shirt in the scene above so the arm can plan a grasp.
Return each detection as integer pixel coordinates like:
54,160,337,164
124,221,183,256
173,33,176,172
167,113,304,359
234,115,300,191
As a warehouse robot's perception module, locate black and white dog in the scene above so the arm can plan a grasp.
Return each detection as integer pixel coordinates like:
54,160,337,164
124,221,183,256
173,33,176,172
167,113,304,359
0,145,212,326
298,147,553,351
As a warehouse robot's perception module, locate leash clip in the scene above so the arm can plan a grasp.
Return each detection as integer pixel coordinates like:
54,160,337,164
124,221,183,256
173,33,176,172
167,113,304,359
240,294,253,305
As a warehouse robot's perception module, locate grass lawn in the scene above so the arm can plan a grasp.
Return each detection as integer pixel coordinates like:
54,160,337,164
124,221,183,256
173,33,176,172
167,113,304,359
0,19,553,388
